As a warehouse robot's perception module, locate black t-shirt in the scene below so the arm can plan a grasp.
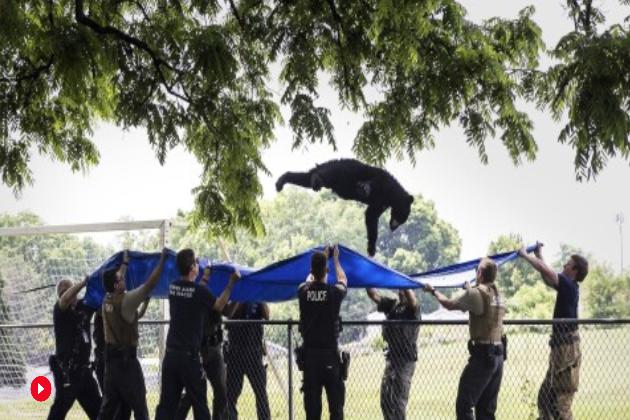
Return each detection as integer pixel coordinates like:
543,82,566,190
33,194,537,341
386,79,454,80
298,281,347,350
226,302,265,353
378,297,421,362
552,273,580,335
53,300,95,365
166,280,216,352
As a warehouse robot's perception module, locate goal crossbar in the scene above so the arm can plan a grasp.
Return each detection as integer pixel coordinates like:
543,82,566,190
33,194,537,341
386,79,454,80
0,219,169,237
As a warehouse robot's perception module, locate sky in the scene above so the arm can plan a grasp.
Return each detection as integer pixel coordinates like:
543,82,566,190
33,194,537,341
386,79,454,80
0,0,628,272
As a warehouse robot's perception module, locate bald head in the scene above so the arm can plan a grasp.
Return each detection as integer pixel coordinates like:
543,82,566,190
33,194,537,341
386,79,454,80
56,279,73,298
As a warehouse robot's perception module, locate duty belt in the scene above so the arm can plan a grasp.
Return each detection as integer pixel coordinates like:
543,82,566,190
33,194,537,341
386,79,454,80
166,347,199,357
303,347,339,357
468,340,503,356
105,345,137,360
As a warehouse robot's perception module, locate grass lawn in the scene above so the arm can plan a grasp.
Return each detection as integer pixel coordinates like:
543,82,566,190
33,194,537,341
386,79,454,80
2,326,629,419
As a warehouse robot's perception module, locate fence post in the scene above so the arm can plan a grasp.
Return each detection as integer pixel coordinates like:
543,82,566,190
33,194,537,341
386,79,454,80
288,322,294,420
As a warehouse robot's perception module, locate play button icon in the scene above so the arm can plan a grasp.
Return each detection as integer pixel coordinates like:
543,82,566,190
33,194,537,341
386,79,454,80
30,376,51,402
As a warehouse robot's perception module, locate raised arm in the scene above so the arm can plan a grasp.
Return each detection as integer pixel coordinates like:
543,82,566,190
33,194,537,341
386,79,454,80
224,301,240,318
260,303,270,320
213,271,240,312
332,245,347,287
518,244,558,288
402,289,417,310
118,250,129,285
58,277,87,311
199,265,211,288
366,288,381,304
137,298,150,320
423,284,459,311
141,248,168,294
121,248,167,323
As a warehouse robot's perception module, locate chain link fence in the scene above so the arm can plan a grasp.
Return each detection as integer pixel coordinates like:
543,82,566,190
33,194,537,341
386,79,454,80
1,319,629,419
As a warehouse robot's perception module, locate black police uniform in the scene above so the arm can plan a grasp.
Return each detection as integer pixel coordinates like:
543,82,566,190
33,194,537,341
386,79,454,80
93,309,131,420
298,280,347,420
225,302,271,420
176,309,228,420
155,279,216,420
47,300,102,420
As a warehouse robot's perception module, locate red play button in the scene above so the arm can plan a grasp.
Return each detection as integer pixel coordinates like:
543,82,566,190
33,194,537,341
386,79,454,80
30,376,52,402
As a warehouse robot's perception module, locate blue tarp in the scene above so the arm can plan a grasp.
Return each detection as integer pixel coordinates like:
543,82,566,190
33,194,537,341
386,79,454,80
84,244,536,309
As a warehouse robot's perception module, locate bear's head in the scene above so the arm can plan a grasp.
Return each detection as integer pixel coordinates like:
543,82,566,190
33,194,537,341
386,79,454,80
389,194,414,231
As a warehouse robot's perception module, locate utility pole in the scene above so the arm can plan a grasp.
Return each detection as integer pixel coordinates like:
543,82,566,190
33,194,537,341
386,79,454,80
616,213,624,274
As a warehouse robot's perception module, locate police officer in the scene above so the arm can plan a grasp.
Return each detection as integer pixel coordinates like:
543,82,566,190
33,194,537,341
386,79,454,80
47,277,102,420
175,265,229,420
97,248,167,420
519,244,588,420
225,301,271,420
366,288,420,420
424,257,505,420
155,248,240,420
298,244,347,420
94,307,131,420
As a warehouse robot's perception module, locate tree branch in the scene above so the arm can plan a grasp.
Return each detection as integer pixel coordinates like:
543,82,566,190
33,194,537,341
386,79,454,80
132,0,152,23
228,0,245,28
74,0,194,105
325,0,353,104
75,0,174,70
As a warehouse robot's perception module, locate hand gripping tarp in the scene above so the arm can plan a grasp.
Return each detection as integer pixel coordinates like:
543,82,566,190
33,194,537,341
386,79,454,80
84,244,537,308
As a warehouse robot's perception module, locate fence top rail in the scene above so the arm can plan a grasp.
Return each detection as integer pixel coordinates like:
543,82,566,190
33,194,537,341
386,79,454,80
2,318,630,329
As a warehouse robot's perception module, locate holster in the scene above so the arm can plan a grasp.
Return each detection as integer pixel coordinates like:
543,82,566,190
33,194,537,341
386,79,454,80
468,340,503,366
340,351,350,381
501,335,508,361
49,355,71,387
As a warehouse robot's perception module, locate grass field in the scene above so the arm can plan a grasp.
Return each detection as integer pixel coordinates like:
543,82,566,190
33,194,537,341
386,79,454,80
2,325,629,419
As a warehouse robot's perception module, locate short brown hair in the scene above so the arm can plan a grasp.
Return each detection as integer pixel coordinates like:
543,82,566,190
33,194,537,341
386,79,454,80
311,251,328,280
176,248,196,276
478,257,497,283
571,254,589,282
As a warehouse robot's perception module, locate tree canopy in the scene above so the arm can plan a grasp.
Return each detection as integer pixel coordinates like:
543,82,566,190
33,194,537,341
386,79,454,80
5,1,626,236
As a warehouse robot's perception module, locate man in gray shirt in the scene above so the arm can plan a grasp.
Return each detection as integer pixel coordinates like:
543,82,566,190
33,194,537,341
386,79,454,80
366,288,420,420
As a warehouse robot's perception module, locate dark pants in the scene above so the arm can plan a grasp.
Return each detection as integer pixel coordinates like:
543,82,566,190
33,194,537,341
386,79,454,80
97,356,148,420
47,365,102,420
176,345,227,420
380,359,416,420
456,344,504,420
226,348,270,420
95,357,131,420
302,351,345,420
155,351,210,420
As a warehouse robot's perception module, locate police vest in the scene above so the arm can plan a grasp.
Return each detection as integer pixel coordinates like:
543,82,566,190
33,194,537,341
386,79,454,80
469,283,505,343
298,282,343,350
103,292,139,349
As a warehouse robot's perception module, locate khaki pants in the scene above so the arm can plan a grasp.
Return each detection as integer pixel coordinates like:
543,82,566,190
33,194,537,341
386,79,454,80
537,338,581,420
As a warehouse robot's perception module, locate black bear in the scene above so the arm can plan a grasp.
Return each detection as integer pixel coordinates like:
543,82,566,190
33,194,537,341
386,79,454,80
276,158,414,256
